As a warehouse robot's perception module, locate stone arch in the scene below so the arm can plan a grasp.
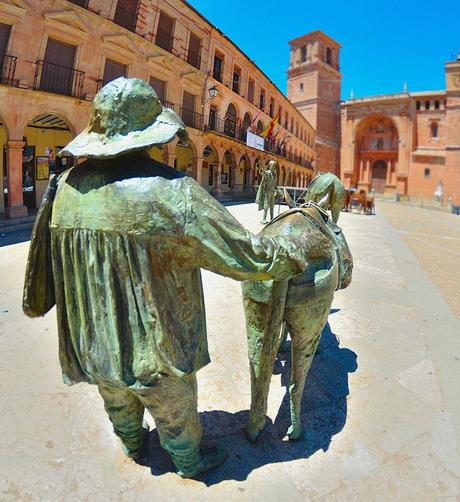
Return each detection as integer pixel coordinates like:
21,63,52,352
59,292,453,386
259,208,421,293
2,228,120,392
12,112,78,212
242,112,251,129
201,144,219,190
353,115,399,193
174,137,198,177
238,154,251,186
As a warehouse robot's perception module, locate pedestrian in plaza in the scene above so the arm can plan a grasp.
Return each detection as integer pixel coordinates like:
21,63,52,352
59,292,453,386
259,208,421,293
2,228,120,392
23,78,315,478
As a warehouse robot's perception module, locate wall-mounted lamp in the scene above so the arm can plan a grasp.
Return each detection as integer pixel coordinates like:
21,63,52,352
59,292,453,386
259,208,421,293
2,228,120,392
201,85,218,107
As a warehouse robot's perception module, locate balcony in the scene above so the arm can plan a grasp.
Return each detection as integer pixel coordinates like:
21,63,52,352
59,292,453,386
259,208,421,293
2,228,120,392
179,107,203,129
0,54,17,86
34,60,85,99
206,116,247,142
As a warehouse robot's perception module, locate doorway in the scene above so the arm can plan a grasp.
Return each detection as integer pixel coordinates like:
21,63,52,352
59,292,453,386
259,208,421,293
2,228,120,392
371,160,387,193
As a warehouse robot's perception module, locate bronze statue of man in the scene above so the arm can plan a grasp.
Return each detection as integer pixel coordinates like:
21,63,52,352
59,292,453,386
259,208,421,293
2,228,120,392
255,160,278,223
23,78,315,478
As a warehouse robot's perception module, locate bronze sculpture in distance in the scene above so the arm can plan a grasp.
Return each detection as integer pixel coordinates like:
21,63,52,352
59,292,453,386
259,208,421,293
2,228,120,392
255,159,279,223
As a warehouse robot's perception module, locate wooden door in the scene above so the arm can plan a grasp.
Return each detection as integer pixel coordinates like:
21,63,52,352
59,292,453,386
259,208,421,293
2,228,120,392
103,59,127,86
149,76,166,103
41,39,76,95
113,0,139,31
371,160,387,193
156,11,175,52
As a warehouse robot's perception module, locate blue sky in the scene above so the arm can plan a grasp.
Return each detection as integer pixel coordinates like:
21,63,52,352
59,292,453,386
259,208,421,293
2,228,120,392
189,0,460,99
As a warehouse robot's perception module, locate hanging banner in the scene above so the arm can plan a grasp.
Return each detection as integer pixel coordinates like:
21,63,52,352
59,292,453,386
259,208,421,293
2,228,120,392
246,131,265,151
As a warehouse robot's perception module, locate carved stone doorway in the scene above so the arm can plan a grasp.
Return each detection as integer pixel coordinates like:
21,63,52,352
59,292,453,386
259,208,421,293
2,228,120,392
371,160,387,193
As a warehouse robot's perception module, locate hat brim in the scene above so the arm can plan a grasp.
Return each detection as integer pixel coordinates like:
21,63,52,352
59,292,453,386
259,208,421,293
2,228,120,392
59,108,185,159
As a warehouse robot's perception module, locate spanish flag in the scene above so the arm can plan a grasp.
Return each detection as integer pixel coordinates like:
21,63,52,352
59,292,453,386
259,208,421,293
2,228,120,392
261,115,279,138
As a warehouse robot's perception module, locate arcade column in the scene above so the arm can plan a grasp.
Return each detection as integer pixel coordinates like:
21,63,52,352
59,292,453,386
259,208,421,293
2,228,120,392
5,140,27,219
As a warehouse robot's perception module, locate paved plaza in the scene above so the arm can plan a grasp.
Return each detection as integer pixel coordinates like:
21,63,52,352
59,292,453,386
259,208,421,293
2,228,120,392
0,201,459,501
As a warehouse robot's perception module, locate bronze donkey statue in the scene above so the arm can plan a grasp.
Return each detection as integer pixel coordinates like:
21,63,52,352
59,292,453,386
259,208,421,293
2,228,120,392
242,173,353,441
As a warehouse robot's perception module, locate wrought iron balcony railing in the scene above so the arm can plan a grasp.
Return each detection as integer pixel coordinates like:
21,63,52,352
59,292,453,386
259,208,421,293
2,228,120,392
34,60,85,99
0,54,17,86
179,107,203,130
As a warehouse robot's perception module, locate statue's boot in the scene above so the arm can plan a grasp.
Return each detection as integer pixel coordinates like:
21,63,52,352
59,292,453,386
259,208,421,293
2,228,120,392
175,446,228,478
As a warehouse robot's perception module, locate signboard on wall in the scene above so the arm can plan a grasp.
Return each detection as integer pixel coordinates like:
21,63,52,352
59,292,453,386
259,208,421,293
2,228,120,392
246,131,264,151
36,156,50,181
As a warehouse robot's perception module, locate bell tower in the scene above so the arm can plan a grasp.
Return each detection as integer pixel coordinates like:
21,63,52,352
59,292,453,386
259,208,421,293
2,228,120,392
445,54,460,205
287,31,342,174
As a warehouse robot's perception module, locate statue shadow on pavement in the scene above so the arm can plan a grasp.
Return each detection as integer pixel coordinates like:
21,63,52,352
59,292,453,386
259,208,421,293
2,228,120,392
138,309,358,485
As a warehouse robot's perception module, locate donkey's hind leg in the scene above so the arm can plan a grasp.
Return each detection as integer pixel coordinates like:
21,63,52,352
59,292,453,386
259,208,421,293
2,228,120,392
284,296,333,440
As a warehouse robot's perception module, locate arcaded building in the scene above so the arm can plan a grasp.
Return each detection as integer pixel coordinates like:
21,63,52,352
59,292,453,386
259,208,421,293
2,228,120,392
0,0,315,218
340,56,460,205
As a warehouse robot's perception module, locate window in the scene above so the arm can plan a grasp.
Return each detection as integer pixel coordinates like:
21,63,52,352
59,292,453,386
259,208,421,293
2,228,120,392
0,23,11,54
285,112,289,128
434,100,440,110
232,66,241,94
425,100,430,110
113,0,139,32
259,89,265,110
103,58,127,86
69,0,89,7
208,106,217,130
187,32,201,69
431,122,439,138
416,100,421,110
301,45,307,62
256,120,263,134
269,98,275,118
182,91,197,128
213,52,223,82
155,11,175,53
224,103,237,138
247,78,255,103
40,38,77,96
326,47,332,65
300,82,304,91
424,168,430,178
149,76,166,103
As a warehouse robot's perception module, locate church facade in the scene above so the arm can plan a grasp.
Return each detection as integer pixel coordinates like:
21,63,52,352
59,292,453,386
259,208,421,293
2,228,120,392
289,30,460,206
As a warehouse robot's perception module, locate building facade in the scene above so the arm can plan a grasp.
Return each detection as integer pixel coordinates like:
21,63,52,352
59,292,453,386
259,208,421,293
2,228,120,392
0,0,316,218
340,56,460,205
287,31,341,175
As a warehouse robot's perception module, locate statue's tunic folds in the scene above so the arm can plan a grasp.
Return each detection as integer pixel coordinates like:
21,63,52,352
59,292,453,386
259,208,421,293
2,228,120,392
49,157,306,388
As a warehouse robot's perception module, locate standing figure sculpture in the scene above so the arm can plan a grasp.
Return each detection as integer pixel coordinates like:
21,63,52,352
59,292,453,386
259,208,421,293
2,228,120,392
23,78,317,478
256,159,278,223
242,194,353,441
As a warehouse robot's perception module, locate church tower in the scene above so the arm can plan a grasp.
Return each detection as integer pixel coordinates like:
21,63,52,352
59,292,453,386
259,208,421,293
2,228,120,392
287,31,342,174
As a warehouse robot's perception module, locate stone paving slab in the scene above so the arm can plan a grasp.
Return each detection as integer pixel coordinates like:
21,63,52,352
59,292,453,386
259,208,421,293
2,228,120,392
0,203,459,501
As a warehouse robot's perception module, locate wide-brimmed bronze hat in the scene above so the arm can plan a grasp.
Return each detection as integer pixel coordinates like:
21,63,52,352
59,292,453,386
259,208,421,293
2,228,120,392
59,77,187,158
